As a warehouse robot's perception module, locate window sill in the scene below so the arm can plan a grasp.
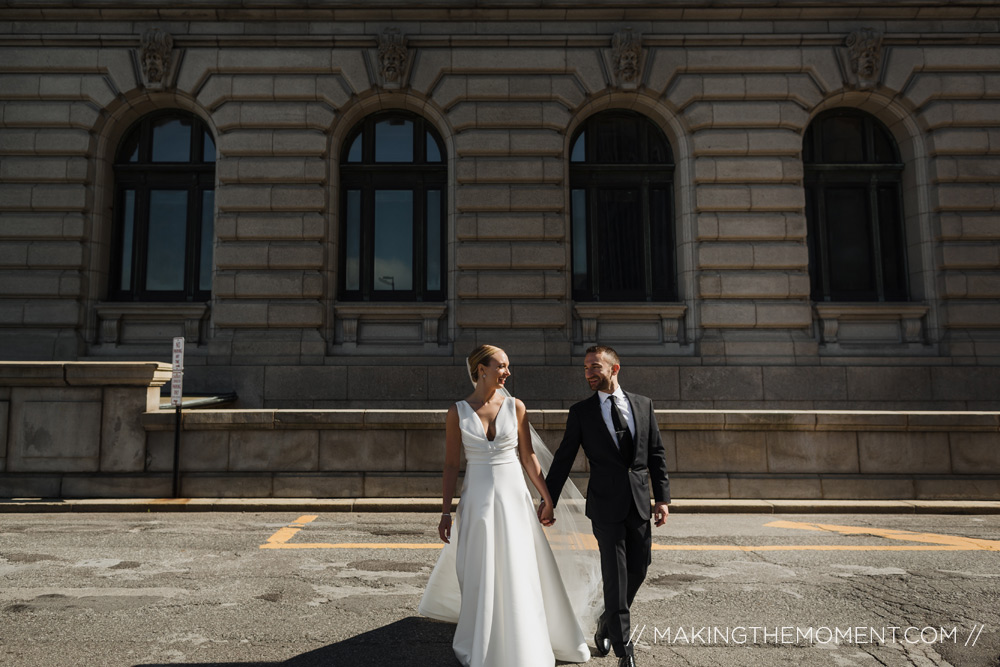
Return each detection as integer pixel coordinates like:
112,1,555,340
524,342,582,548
813,302,932,352
95,302,209,347
573,303,688,348
333,302,447,350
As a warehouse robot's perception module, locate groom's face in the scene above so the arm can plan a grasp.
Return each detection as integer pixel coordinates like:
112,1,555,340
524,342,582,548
584,351,618,393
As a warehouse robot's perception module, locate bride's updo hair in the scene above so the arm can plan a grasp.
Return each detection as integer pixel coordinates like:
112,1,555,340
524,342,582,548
467,344,503,382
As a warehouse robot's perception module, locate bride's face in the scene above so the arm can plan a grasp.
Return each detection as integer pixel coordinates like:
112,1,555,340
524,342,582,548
479,352,511,389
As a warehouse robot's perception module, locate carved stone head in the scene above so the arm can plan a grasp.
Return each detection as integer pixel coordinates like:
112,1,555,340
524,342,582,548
378,29,408,85
140,28,173,85
613,28,642,84
846,28,883,87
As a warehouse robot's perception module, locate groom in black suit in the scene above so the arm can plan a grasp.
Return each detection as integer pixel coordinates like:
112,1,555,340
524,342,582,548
543,345,670,667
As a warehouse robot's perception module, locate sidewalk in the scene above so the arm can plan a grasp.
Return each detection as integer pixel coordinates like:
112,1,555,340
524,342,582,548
2,498,1000,514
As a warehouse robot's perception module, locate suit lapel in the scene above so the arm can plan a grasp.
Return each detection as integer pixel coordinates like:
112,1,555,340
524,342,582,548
585,393,619,452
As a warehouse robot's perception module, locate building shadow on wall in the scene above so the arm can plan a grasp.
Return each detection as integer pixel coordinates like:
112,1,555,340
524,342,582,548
135,617,459,667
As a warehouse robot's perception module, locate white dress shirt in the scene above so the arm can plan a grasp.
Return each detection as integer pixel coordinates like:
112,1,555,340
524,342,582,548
598,386,635,446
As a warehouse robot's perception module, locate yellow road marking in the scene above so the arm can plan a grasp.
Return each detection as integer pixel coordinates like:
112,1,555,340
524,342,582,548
260,515,1000,552
764,520,1000,552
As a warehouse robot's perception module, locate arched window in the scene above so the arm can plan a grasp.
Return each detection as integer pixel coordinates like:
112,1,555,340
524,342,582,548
110,111,216,301
569,111,676,302
339,111,446,301
804,108,908,302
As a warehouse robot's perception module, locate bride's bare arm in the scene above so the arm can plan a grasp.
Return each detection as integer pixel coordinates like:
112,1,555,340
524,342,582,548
438,405,462,543
514,399,555,525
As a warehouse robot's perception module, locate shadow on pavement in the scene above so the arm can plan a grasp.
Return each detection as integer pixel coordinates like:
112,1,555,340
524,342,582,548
136,616,459,667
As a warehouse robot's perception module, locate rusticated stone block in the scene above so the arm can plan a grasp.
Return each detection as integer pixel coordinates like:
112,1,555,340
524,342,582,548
675,430,768,473
229,430,318,472
847,367,933,402
0,474,61,497
99,387,150,473
949,433,1000,474
763,367,847,402
320,430,405,471
182,473,273,498
680,367,764,402
766,431,859,474
819,475,916,500
61,474,171,499
7,388,102,473
364,472,441,498
729,474,822,499
273,473,364,498
405,429,447,472
858,432,951,475
669,474,731,499
146,431,230,473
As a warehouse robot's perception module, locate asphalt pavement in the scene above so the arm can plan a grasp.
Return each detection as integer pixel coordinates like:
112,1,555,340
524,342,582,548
1,504,999,666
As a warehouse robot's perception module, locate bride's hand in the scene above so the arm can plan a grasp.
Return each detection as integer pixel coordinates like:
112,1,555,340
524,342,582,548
537,500,555,527
439,514,452,543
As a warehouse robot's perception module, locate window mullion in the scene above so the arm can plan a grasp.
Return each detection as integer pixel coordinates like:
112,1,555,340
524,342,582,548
814,179,832,301
868,173,886,302
641,178,653,300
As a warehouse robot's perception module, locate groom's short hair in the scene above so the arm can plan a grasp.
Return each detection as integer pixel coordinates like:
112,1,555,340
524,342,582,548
586,345,620,366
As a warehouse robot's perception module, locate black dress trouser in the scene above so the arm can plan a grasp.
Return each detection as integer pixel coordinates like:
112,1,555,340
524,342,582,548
592,500,652,657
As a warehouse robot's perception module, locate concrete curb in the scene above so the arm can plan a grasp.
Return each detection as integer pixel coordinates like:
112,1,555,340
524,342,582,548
2,498,1000,514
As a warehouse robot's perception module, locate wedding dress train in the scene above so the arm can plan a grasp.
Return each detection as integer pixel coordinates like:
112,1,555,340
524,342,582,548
419,396,590,666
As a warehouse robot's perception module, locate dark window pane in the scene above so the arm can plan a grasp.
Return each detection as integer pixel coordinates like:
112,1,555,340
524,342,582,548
199,190,214,293
120,190,136,290
347,134,363,163
145,190,188,291
375,119,413,163
426,190,442,291
873,124,896,164
595,189,643,296
344,190,361,291
877,186,907,300
824,187,874,297
119,130,140,163
571,189,588,292
374,190,413,291
571,132,586,163
203,130,216,163
426,132,442,162
647,131,671,164
820,115,865,163
151,118,192,163
595,117,639,164
649,188,673,297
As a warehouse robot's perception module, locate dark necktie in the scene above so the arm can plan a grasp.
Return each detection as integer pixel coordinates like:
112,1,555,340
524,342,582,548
609,397,635,464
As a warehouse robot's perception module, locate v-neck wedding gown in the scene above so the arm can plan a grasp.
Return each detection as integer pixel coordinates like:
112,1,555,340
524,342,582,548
419,396,590,666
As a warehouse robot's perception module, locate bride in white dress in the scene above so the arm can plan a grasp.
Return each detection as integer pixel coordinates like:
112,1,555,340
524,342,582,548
419,345,600,667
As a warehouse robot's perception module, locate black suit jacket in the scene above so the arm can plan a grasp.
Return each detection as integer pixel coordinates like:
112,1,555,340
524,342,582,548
546,391,670,523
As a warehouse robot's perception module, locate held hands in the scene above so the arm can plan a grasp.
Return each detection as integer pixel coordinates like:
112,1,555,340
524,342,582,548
438,514,452,543
537,499,555,527
653,501,670,527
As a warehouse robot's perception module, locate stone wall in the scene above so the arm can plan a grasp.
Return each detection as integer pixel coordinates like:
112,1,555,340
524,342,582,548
0,1,998,409
1,361,997,499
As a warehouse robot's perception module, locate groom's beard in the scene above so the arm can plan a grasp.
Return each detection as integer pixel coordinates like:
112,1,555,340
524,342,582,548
588,376,612,392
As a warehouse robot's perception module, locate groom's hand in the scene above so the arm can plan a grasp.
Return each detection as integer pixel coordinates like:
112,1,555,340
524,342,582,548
653,501,670,527
537,500,555,526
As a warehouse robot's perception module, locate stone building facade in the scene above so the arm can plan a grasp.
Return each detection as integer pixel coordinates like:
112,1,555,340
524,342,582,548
2,0,999,411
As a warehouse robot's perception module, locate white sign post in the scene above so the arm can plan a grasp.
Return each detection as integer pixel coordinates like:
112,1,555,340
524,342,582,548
171,337,184,497
170,337,184,407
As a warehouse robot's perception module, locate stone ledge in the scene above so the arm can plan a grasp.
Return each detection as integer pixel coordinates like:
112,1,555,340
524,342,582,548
0,361,171,387
143,408,1000,431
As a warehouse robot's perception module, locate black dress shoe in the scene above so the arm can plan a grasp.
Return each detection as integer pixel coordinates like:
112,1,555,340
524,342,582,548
593,621,611,657
617,655,636,667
